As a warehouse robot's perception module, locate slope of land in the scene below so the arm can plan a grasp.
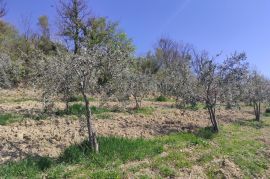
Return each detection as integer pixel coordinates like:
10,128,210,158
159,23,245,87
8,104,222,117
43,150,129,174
0,89,269,178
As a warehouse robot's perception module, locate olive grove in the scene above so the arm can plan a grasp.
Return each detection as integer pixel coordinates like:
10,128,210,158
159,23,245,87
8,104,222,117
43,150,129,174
0,0,270,153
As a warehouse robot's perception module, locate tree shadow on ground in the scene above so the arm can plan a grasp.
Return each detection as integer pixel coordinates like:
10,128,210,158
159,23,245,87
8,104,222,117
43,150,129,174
195,127,217,140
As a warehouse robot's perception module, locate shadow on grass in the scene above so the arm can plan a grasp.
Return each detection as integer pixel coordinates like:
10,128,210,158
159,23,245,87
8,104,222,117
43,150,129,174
195,127,217,140
0,136,163,178
0,156,54,178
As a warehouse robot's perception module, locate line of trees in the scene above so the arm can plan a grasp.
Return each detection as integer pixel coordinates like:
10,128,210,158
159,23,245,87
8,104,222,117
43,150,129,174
0,0,270,152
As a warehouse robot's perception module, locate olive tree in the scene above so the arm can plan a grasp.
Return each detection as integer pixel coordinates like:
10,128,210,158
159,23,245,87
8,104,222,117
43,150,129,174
154,38,195,107
0,53,12,88
192,51,251,132
123,59,156,109
34,51,76,112
219,52,249,109
192,51,220,132
244,70,269,121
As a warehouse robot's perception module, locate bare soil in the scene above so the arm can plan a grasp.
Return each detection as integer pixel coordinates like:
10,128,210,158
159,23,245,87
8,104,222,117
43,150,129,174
0,89,254,167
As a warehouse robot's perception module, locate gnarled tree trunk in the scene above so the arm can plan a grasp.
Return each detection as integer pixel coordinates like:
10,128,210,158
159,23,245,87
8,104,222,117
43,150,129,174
207,105,219,132
81,90,99,153
253,102,261,121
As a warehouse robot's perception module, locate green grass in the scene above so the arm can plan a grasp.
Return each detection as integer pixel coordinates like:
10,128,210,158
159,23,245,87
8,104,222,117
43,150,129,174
1,118,270,178
264,113,270,117
195,123,268,178
131,107,156,115
182,103,206,111
68,96,96,102
0,113,24,125
55,103,113,117
95,113,113,120
0,136,163,178
233,119,269,129
0,97,38,104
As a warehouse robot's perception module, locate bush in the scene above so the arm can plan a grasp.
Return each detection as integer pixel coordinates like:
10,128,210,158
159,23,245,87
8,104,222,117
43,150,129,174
265,108,270,113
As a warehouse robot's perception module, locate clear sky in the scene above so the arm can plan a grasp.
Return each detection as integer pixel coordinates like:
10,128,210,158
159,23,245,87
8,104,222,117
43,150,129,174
3,0,270,77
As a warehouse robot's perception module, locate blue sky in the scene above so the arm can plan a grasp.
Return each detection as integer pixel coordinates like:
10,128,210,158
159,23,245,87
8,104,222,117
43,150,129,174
4,0,270,77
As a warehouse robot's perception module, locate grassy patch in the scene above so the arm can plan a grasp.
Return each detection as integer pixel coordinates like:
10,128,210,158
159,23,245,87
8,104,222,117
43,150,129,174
158,165,176,177
234,119,269,129
154,96,175,102
95,113,113,120
1,118,270,178
0,156,54,178
55,103,112,117
196,127,217,139
264,112,270,117
0,136,163,178
0,113,24,125
130,107,156,115
0,97,38,104
68,96,96,102
197,123,269,177
185,103,206,111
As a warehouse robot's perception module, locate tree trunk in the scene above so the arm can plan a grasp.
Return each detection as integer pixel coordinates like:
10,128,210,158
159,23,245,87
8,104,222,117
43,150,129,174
73,0,80,55
81,91,99,153
254,102,261,121
134,95,140,109
207,106,219,132
65,100,69,113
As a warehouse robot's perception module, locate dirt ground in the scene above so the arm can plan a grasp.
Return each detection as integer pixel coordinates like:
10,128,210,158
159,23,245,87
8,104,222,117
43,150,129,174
0,89,254,166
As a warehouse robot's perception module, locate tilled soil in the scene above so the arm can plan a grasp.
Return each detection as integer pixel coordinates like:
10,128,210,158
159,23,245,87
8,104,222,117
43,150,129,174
0,89,254,164
0,106,253,164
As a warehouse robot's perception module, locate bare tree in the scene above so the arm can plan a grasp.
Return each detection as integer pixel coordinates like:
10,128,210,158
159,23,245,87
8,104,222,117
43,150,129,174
0,0,6,18
38,15,50,39
57,0,90,54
